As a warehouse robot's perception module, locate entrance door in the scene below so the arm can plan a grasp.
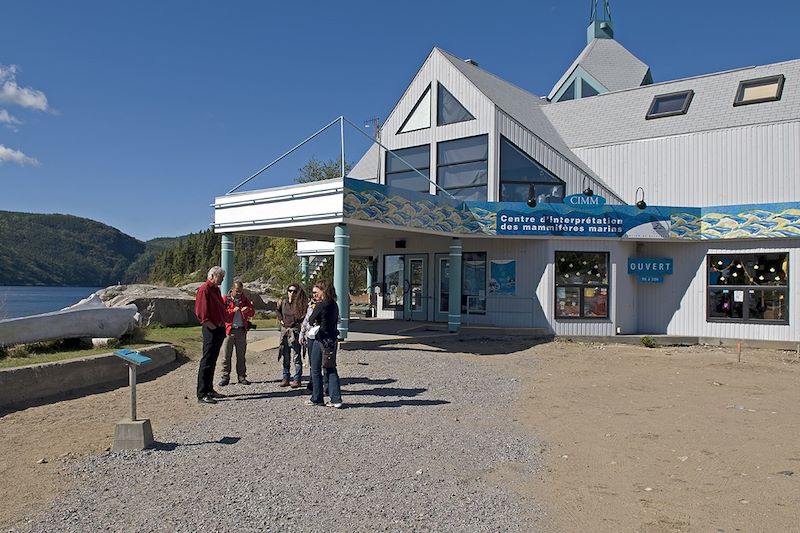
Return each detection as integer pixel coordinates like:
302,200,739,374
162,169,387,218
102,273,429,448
434,254,450,322
404,254,428,321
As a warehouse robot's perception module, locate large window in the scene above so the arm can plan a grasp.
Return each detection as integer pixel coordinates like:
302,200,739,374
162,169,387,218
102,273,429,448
383,255,404,309
462,252,487,314
437,135,488,201
646,90,694,119
707,253,788,323
734,75,785,107
555,252,609,319
385,145,430,193
499,136,565,204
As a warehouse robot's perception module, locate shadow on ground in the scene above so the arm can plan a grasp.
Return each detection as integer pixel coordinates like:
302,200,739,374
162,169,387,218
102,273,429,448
152,435,240,451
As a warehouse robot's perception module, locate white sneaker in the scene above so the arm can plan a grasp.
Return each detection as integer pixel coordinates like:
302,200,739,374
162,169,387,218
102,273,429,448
325,402,343,409
305,399,324,406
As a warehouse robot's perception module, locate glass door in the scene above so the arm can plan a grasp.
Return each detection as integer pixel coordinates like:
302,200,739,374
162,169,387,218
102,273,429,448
405,254,428,321
434,254,449,322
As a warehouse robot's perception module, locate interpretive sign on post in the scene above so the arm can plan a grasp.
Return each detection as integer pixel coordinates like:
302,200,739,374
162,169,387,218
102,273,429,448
111,349,154,452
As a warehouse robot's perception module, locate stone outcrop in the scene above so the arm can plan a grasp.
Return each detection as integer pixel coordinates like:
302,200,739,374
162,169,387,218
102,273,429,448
97,285,198,327
97,283,277,327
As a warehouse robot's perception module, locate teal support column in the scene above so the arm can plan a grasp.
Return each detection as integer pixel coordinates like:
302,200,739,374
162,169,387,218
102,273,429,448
366,257,374,295
448,238,462,333
333,224,350,339
300,256,309,285
220,234,234,296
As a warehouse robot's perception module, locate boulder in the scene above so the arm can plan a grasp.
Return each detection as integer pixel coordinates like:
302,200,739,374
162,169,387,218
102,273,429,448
179,282,272,311
97,284,198,327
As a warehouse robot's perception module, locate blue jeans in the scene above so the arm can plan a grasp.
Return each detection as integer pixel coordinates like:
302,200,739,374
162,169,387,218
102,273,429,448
281,335,302,381
310,338,341,404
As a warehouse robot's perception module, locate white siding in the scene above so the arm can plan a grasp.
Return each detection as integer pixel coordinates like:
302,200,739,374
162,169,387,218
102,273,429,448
574,121,800,206
497,110,624,204
636,241,800,342
380,50,496,197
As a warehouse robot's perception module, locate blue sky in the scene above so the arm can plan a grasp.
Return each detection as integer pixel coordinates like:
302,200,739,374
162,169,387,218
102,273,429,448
1,0,797,241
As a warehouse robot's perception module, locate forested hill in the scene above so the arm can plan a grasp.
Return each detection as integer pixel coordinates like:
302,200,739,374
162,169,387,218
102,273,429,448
0,211,148,286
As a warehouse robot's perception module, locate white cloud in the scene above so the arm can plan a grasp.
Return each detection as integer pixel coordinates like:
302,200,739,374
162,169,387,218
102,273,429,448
0,144,39,166
0,64,49,111
0,109,21,125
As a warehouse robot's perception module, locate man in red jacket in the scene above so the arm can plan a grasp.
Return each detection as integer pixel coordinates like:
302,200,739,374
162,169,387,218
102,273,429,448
195,266,227,404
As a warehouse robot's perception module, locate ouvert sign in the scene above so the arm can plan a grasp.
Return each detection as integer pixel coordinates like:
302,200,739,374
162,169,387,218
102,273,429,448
627,257,673,283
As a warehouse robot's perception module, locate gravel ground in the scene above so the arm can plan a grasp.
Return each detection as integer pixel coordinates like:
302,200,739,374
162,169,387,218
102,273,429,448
13,346,542,533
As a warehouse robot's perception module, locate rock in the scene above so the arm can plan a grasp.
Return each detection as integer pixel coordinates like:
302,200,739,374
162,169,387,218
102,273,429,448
37,458,48,464
180,283,273,311
97,285,198,327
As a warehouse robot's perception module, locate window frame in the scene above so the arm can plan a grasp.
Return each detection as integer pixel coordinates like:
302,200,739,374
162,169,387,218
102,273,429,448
436,134,489,201
382,254,405,310
554,251,611,320
733,74,785,107
437,83,475,126
385,144,431,193
706,253,789,324
499,136,566,203
397,84,432,134
645,89,694,120
461,251,487,315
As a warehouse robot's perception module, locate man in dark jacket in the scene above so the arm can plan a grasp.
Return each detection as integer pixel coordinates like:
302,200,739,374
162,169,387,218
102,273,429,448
195,266,226,404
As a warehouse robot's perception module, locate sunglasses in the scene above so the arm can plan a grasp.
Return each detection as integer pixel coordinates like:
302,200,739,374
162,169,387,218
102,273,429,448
288,288,297,293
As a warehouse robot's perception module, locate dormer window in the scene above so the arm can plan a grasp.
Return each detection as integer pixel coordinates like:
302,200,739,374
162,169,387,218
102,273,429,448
734,75,785,106
646,90,694,119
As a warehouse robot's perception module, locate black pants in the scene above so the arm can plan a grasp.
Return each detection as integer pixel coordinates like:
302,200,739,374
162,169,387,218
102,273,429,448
197,324,226,398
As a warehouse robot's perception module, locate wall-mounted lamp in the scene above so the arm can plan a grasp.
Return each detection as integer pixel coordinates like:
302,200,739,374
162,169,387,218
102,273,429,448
582,176,594,197
635,187,647,210
527,184,537,208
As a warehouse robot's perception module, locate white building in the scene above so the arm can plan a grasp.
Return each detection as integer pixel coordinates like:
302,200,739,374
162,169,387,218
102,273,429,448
213,2,799,343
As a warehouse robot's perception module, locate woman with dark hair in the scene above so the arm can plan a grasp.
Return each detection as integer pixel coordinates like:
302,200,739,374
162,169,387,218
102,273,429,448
276,282,308,388
305,279,342,408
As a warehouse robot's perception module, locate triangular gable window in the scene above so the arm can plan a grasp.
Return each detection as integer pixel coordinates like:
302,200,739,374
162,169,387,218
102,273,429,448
581,79,599,98
557,80,576,102
437,83,475,126
398,85,431,134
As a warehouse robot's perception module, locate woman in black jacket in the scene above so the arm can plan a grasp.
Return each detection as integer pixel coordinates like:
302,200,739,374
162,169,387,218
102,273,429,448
305,279,342,408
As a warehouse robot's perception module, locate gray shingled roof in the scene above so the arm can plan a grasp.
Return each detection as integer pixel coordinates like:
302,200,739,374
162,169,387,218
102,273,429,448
437,48,625,202
548,38,651,100
543,59,800,149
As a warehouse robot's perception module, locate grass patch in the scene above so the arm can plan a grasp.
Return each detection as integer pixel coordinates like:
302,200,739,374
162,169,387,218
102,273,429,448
0,320,279,370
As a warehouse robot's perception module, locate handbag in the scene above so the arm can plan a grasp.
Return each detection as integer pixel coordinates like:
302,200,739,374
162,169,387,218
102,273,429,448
321,337,337,368
307,324,320,339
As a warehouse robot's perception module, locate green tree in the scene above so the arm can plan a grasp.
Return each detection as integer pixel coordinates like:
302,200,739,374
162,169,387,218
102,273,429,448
296,157,353,183
262,238,301,297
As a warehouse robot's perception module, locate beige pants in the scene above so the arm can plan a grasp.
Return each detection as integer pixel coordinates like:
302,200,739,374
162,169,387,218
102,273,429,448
221,328,247,380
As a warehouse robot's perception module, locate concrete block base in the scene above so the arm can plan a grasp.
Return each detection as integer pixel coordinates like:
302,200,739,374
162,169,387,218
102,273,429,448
112,419,154,452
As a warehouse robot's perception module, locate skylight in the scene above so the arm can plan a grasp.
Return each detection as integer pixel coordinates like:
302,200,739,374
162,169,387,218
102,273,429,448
645,90,694,120
734,75,785,107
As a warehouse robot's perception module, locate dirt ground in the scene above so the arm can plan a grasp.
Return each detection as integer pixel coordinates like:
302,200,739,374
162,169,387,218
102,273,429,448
1,337,798,532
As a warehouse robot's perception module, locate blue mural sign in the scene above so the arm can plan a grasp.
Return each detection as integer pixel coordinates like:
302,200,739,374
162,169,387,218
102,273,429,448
563,194,606,207
496,208,671,238
628,257,673,283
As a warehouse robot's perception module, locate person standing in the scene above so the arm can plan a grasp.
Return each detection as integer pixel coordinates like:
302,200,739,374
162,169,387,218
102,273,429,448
305,280,343,408
195,266,227,404
276,283,307,388
218,280,256,387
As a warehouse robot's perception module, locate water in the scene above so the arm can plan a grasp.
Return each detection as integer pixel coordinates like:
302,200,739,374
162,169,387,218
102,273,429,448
0,286,103,319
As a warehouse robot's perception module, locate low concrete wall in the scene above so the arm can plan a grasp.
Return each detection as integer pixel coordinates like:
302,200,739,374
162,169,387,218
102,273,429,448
0,344,176,411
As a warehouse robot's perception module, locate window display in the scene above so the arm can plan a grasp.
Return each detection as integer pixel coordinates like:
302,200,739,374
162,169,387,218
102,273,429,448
555,251,609,319
707,253,788,323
